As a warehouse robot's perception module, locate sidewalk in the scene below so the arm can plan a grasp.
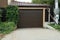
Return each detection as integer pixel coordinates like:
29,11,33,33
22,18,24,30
2,28,60,40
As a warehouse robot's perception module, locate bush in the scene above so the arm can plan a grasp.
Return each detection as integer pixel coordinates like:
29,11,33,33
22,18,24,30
0,6,19,34
0,22,16,34
49,23,60,31
0,9,3,22
6,5,19,24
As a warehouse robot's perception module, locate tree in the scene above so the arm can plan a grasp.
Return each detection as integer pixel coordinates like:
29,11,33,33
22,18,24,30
32,0,60,24
32,0,60,7
6,5,19,24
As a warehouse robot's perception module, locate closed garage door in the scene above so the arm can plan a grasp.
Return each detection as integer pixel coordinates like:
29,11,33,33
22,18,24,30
18,9,43,28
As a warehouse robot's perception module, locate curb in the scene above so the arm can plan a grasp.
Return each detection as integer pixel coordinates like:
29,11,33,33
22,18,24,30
44,23,56,30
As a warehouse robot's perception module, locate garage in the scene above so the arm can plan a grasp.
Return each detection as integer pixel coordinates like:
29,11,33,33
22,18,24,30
13,3,50,28
19,9,43,28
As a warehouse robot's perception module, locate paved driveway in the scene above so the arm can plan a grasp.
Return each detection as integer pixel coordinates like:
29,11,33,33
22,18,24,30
2,28,60,40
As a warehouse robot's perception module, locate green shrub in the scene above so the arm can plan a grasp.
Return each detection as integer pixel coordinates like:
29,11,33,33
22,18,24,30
49,24,60,31
0,6,19,34
6,5,19,24
0,22,16,34
0,9,2,22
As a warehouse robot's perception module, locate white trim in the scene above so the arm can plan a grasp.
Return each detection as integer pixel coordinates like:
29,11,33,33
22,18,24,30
8,0,12,5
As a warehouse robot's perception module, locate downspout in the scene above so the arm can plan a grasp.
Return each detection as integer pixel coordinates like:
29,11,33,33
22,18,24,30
54,0,59,24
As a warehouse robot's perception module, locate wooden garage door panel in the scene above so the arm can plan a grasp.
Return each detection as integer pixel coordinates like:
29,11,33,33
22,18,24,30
19,9,43,28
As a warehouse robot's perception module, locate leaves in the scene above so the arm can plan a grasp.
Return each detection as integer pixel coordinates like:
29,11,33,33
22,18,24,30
32,0,60,6
6,5,19,24
0,9,3,22
0,22,16,34
0,6,19,34
49,23,60,31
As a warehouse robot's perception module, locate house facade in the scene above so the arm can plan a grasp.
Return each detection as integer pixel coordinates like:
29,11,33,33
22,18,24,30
0,0,14,7
9,1,50,28
0,0,51,28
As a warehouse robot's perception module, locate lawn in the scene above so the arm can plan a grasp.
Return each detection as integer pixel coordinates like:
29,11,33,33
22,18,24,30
49,23,60,31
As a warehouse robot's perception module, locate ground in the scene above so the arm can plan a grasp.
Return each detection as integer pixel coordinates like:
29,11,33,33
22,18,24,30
1,28,60,40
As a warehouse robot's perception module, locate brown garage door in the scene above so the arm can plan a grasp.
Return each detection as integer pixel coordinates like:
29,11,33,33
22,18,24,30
18,9,43,28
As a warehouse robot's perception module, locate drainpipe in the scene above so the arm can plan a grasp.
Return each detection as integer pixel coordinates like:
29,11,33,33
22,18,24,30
54,0,59,24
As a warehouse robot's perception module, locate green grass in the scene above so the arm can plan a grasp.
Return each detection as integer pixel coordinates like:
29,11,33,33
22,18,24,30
0,22,16,34
0,22,16,40
49,23,60,31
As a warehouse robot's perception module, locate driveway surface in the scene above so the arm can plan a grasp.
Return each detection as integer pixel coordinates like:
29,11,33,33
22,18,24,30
2,28,60,40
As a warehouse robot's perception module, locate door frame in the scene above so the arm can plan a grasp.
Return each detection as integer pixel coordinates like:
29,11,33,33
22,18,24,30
19,7,46,27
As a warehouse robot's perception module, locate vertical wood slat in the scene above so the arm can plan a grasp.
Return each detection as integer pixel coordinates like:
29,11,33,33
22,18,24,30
43,8,46,27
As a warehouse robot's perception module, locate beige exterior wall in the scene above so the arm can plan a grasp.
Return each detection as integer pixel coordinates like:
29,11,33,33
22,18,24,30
0,0,14,8
0,0,8,7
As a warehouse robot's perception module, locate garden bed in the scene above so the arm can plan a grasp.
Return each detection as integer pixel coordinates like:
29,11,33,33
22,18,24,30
49,23,60,31
0,22,17,39
0,22,16,34
0,5,19,40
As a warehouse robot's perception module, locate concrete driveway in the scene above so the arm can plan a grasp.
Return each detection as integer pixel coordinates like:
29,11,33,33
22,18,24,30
1,28,60,40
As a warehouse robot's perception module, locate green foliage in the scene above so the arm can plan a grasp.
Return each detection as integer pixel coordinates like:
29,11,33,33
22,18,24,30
0,22,16,34
0,6,19,34
32,0,41,4
0,9,2,22
6,5,19,24
32,0,60,6
0,9,2,17
49,23,60,31
32,0,54,4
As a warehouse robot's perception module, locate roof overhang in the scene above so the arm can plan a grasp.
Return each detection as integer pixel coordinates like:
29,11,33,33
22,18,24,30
10,2,50,8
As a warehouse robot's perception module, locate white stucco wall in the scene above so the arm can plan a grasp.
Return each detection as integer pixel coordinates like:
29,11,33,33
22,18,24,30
8,0,12,5
15,0,32,3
